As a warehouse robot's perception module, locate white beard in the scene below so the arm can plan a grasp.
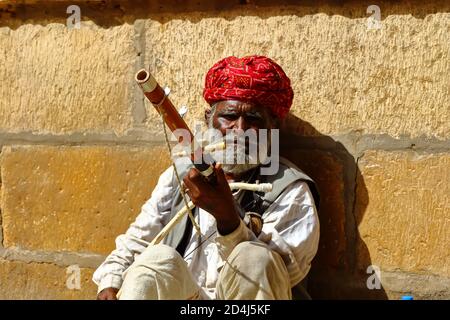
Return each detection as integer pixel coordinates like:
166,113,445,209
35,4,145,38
209,143,259,175
208,133,269,176
206,111,271,175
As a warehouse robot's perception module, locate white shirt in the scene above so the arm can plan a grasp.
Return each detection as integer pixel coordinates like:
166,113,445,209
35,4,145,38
93,165,320,299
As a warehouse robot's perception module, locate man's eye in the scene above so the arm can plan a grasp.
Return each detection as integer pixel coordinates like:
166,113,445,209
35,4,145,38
246,116,263,123
248,116,262,121
221,114,238,121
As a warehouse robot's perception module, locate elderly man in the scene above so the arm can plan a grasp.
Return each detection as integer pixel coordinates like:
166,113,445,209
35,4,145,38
93,55,320,300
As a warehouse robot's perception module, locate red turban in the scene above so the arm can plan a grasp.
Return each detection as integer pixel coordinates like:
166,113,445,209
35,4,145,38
203,55,294,119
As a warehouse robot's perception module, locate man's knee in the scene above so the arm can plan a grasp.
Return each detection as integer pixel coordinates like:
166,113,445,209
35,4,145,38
132,244,182,268
123,244,179,282
123,244,184,284
217,241,291,299
120,244,198,300
228,241,277,272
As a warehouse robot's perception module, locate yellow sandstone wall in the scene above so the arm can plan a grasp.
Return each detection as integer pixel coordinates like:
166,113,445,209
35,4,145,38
0,0,448,299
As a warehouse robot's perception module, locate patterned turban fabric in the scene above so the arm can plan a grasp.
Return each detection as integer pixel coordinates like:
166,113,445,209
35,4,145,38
203,55,294,119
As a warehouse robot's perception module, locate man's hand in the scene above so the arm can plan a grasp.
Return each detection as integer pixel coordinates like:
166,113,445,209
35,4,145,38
183,163,241,235
97,287,119,300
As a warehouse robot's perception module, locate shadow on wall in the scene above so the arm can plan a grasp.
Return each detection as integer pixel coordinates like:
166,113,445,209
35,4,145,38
280,114,388,299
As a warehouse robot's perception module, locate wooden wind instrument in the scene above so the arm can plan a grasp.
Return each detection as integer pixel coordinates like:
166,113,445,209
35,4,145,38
135,68,215,179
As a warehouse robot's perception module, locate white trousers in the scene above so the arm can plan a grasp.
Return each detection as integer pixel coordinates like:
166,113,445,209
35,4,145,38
117,241,292,300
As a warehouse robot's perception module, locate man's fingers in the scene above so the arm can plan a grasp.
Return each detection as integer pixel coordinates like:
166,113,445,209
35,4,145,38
187,167,200,179
97,292,117,300
183,172,202,197
186,167,211,189
183,165,230,199
214,163,230,189
187,168,208,186
183,175,196,192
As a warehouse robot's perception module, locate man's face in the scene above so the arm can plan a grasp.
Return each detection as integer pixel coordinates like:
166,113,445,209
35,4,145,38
207,100,274,133
205,100,276,175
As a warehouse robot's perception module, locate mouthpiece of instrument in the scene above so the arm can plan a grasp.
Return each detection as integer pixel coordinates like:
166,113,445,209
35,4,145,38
135,69,158,93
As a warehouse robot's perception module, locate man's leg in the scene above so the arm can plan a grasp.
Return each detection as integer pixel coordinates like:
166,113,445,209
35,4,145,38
118,244,200,300
216,241,292,300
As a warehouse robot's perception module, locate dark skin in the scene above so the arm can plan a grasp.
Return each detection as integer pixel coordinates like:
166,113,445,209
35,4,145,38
97,100,277,300
97,287,118,300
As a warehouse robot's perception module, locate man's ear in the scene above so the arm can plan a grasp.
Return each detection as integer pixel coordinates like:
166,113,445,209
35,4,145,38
204,108,212,124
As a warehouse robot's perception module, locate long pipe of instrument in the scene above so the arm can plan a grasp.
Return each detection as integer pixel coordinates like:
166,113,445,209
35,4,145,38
135,69,215,178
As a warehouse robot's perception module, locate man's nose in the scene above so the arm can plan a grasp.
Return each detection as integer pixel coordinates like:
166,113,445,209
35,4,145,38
233,116,248,131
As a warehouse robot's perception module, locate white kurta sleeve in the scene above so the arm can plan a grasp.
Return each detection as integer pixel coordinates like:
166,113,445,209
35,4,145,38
92,166,175,293
215,181,320,287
